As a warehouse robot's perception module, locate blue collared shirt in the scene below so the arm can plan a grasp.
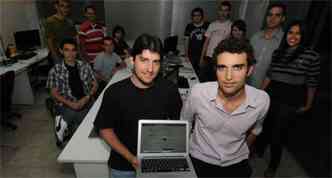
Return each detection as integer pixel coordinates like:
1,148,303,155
181,82,270,166
249,28,284,88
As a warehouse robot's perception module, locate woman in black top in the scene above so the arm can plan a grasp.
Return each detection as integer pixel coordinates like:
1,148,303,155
258,20,320,178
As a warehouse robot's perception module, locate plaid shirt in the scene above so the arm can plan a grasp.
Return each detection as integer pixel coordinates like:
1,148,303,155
46,60,96,105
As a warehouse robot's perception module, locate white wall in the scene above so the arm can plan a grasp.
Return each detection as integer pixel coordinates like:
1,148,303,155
0,0,40,47
244,0,270,38
104,0,173,42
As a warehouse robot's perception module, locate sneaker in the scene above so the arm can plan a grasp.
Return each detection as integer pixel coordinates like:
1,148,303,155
55,115,67,143
264,167,276,178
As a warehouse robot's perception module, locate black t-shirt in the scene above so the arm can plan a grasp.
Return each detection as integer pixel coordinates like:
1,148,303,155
65,63,85,100
94,77,182,171
184,22,210,57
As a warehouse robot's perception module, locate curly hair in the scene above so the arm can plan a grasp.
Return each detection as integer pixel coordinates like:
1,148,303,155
212,37,255,66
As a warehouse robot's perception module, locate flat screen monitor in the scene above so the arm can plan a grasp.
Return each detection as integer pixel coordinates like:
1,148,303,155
14,29,41,51
164,36,178,54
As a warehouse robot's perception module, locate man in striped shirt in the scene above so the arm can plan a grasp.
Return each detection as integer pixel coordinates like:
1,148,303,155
79,5,106,64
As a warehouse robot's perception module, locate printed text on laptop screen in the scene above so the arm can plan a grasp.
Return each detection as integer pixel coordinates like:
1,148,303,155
141,124,186,153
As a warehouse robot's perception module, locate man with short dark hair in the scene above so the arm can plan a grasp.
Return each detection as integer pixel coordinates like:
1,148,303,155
79,5,106,64
45,0,77,64
200,1,233,82
184,7,209,78
181,38,270,178
94,37,126,94
47,38,97,140
249,3,286,88
94,34,182,178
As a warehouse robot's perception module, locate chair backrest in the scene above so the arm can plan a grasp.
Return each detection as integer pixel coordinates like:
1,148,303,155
0,71,15,113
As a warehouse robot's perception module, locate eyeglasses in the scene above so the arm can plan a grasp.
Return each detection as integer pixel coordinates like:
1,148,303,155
192,14,202,17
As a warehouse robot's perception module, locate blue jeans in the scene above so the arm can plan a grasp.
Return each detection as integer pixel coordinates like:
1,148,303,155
56,104,90,135
111,169,136,178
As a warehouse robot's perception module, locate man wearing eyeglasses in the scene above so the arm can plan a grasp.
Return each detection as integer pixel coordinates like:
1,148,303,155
181,38,270,178
184,7,209,80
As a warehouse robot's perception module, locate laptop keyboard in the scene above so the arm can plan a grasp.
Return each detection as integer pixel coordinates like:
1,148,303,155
141,158,190,173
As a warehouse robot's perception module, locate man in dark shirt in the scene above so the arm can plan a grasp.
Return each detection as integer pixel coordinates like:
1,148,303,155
94,34,182,178
47,38,97,139
45,0,77,64
184,7,209,79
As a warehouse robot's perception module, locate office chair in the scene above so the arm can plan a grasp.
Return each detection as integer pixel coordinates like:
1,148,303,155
0,70,19,130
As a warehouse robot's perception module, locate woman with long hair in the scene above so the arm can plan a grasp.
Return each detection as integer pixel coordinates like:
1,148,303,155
259,20,320,177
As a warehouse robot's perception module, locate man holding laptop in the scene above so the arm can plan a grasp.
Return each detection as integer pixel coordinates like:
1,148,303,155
181,38,270,178
94,34,182,178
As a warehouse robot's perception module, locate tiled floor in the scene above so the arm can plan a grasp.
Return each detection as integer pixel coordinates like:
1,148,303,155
1,88,310,178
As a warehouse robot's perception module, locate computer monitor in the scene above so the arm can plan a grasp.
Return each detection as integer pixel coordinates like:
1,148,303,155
14,29,41,51
164,36,178,54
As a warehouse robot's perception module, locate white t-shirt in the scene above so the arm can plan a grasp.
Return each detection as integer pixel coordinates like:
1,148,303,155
205,20,232,57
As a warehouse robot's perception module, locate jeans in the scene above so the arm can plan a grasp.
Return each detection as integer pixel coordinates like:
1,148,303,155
56,104,90,135
111,169,136,178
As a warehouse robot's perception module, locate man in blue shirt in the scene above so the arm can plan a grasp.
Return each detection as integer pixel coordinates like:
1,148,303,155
249,3,286,88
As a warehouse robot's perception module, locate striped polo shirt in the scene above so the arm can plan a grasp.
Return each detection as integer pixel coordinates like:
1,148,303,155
79,21,106,63
267,47,320,88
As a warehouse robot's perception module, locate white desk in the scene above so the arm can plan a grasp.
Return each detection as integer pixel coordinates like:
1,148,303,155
57,57,199,178
0,48,49,105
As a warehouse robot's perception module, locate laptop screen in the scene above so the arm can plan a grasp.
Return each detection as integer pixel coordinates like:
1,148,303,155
140,123,186,154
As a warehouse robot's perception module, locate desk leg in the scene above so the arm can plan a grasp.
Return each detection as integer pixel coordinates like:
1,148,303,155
74,162,109,178
12,70,34,105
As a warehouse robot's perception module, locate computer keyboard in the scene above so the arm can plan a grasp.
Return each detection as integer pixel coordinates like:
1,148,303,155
141,158,189,173
11,52,37,60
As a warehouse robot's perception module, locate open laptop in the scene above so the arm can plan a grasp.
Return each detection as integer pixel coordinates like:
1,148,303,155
137,120,197,178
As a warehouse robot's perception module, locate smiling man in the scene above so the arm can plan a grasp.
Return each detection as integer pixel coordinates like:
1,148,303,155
181,38,270,178
45,0,77,64
79,5,106,64
249,3,286,88
94,34,182,178
47,38,97,144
